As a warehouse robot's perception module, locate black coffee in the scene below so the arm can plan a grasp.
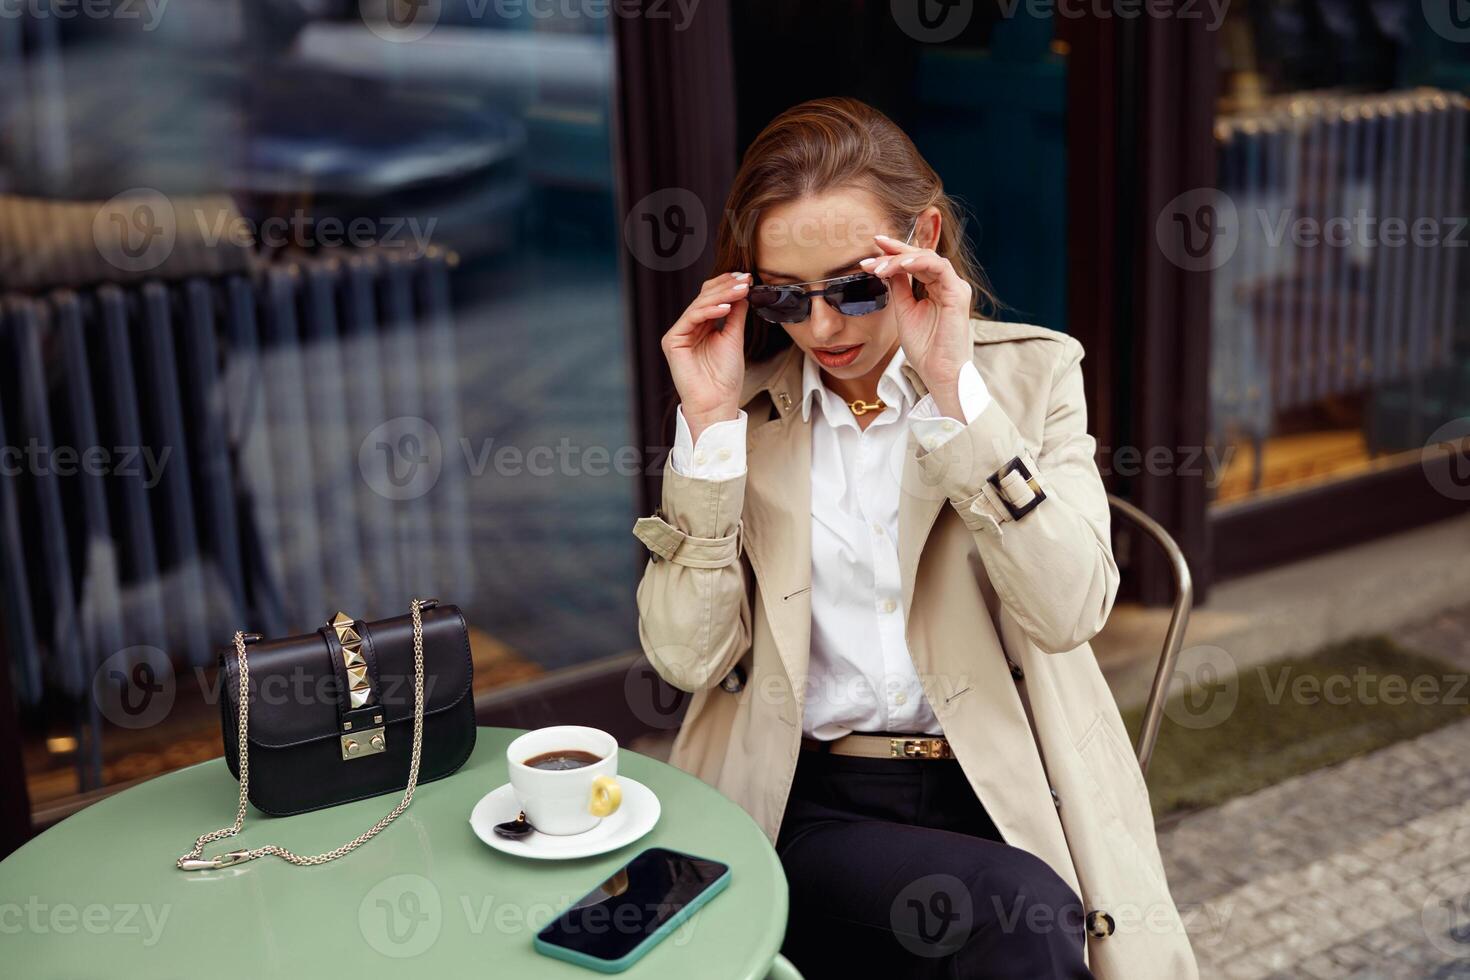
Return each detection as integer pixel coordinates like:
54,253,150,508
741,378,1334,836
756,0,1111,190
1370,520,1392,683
524,749,602,771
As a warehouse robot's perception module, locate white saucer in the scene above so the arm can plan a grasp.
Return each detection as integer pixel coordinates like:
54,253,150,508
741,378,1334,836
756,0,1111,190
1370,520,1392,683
469,777,660,860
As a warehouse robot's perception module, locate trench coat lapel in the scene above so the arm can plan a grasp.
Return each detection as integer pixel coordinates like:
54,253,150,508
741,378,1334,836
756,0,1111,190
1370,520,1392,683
895,361,947,617
740,349,812,693
740,352,952,689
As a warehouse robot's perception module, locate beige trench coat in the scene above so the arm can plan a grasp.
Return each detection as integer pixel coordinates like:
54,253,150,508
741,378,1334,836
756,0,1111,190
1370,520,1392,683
632,319,1198,979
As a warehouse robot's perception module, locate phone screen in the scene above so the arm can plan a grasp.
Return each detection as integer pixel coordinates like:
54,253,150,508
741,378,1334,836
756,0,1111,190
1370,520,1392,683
535,847,730,964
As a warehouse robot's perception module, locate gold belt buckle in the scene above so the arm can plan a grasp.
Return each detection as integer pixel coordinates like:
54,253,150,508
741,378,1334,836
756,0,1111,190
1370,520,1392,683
890,737,948,760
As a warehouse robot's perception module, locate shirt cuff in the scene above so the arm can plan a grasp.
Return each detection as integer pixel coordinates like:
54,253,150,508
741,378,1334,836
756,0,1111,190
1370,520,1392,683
671,406,748,479
910,361,991,453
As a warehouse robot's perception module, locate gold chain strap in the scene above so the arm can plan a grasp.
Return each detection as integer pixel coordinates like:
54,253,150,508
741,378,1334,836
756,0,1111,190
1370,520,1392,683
177,599,428,870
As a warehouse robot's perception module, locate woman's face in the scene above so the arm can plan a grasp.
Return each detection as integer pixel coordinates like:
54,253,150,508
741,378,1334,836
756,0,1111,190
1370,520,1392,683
754,188,920,381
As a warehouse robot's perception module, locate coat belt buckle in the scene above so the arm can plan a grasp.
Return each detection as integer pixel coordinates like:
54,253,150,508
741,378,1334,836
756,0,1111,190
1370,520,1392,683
891,737,948,760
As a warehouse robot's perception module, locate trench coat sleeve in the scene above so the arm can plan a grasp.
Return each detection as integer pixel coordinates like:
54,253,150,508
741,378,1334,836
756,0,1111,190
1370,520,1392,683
915,336,1119,653
632,467,752,692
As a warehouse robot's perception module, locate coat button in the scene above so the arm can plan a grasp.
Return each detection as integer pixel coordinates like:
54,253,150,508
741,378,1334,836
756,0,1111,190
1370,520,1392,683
720,665,747,694
1007,658,1024,681
1085,910,1115,939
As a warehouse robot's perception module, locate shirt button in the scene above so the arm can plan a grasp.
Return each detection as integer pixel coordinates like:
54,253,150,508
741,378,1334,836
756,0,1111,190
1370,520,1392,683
880,599,897,614
893,692,907,705
717,448,731,461
871,522,883,536
693,450,706,465
943,420,958,433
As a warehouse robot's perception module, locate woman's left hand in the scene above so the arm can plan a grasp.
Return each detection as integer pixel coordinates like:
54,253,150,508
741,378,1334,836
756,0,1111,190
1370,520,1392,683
861,235,974,419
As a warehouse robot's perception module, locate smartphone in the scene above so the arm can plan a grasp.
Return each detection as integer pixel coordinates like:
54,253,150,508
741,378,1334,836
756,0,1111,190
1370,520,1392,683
532,847,732,973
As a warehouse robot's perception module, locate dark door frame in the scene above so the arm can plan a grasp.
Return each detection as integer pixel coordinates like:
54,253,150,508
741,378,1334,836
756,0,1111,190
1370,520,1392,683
1114,8,1219,603
1054,10,1219,604
1055,13,1119,454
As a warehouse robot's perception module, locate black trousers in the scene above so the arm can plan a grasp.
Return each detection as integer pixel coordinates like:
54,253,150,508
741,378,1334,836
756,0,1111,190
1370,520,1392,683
775,743,1094,980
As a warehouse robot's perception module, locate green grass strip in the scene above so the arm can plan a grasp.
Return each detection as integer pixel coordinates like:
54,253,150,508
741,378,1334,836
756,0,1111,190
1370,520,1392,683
1123,636,1470,818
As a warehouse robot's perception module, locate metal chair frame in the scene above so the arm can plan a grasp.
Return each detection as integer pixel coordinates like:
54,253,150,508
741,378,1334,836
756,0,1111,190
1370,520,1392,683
1107,494,1194,777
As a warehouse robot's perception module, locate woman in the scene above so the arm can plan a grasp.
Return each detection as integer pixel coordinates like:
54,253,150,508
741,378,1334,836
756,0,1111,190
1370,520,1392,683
633,98,1197,980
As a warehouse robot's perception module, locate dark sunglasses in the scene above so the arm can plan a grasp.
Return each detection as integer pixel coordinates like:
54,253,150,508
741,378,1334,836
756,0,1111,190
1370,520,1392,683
746,221,919,325
746,272,891,325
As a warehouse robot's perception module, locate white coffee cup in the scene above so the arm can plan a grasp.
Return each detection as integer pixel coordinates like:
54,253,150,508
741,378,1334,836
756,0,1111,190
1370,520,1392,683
506,726,623,836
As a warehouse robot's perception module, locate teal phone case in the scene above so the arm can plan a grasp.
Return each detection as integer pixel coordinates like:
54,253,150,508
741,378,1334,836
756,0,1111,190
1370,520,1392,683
532,850,732,973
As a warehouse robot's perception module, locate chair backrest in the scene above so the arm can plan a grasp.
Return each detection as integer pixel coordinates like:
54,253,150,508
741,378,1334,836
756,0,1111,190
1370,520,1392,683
1106,494,1194,777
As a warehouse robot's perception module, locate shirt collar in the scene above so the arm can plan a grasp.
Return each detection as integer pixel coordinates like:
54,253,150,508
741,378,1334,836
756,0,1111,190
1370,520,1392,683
800,344,919,424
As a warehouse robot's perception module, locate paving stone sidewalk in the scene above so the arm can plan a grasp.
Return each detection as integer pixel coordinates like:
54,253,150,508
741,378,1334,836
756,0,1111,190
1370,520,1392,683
1156,604,1470,980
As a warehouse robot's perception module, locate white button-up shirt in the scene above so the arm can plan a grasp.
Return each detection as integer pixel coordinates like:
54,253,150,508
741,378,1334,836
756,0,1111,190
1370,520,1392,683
670,346,990,740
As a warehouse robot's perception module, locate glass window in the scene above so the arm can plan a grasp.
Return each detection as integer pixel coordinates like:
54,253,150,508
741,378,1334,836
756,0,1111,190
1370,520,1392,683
1205,0,1469,505
0,1,637,819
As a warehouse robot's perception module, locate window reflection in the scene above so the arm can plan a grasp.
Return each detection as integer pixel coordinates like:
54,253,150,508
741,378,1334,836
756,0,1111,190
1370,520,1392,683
1209,1,1469,503
0,1,636,815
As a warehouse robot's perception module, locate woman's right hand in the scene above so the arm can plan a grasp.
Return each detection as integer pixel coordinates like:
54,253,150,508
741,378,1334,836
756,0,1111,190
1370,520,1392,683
660,272,750,444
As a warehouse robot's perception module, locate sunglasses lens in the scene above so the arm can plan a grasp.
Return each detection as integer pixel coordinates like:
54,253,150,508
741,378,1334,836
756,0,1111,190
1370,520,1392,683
831,274,890,316
748,286,810,323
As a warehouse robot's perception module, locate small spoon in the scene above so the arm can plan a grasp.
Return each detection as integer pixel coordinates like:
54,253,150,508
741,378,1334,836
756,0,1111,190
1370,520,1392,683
494,810,534,840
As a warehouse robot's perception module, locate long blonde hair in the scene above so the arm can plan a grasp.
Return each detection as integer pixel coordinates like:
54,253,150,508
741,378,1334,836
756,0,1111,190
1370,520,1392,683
713,96,997,363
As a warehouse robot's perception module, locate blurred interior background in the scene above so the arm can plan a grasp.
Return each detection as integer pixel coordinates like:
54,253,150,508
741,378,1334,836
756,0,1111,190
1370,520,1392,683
1,0,1468,921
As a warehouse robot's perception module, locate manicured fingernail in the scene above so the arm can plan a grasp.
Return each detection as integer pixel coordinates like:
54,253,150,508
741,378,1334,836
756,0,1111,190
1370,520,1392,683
874,234,893,241
733,282,748,291
859,257,877,267
900,257,915,267
733,271,750,279
875,261,889,275
717,303,731,309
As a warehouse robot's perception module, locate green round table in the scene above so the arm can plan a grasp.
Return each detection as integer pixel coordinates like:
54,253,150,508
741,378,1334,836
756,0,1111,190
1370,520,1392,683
0,727,798,979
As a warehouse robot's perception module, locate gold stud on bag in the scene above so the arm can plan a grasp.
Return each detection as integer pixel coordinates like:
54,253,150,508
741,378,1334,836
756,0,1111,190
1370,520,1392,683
333,610,375,709
177,598,476,871
331,610,387,760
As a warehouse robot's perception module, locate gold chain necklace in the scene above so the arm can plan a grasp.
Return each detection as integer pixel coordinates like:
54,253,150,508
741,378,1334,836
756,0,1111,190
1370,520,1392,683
848,398,887,417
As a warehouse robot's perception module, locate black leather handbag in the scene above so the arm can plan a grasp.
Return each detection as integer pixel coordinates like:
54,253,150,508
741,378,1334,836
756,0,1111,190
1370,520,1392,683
176,598,477,870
